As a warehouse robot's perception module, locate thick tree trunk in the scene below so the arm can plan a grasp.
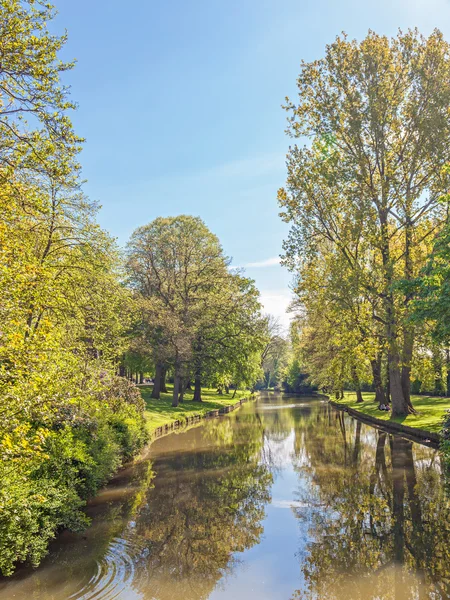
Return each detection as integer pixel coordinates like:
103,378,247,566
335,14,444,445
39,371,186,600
119,363,126,378
389,349,410,417
161,366,168,393
371,356,387,406
379,208,409,416
152,362,162,399
178,378,184,403
193,375,202,402
351,365,363,403
139,372,144,384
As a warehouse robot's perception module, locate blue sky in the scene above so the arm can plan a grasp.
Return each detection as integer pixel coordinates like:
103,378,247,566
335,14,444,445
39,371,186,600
54,0,450,327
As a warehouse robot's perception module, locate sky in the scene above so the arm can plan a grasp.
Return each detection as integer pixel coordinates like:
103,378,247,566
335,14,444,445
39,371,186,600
53,0,450,328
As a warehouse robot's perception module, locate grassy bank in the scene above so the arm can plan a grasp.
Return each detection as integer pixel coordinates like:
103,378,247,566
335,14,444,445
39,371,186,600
140,385,254,437
336,392,450,434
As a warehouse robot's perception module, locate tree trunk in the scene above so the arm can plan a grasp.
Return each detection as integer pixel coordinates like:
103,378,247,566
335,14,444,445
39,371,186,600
401,329,414,409
432,346,444,395
172,368,180,407
379,207,409,416
447,348,450,397
152,363,162,399
351,365,363,403
232,387,237,399
193,374,202,402
389,349,410,417
178,378,184,403
371,356,387,406
119,363,126,378
225,384,230,394
161,366,168,393
139,372,144,384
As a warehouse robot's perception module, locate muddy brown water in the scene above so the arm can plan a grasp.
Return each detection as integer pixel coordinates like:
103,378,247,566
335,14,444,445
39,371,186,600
1,393,450,599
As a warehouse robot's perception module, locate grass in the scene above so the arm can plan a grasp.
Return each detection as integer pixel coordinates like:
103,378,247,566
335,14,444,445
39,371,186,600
335,391,450,433
140,384,254,437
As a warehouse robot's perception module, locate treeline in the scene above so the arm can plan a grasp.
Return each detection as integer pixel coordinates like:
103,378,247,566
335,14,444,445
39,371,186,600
279,29,450,417
0,1,267,576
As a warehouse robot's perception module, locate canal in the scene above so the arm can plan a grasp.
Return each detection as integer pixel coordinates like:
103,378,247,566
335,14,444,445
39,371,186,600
1,393,449,599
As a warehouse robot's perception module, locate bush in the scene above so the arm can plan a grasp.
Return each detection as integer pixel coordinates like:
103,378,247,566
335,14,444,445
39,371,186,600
0,375,148,576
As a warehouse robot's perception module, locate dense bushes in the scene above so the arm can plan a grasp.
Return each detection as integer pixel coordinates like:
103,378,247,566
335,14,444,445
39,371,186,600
0,376,147,576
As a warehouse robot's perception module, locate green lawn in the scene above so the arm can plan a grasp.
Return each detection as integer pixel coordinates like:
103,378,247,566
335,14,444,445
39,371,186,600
140,385,254,437
336,392,450,433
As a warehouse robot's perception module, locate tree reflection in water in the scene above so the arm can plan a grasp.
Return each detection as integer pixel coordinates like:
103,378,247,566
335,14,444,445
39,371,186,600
292,404,450,600
129,415,273,600
1,397,450,600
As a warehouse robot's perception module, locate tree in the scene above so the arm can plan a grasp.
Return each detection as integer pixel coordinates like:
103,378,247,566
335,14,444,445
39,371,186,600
279,29,450,416
126,216,232,406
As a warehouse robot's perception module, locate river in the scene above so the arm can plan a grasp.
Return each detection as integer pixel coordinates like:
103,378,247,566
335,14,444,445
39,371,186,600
1,393,450,600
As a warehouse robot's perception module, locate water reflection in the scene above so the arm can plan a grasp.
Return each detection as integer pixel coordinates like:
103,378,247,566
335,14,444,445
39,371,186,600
0,395,449,600
293,404,450,599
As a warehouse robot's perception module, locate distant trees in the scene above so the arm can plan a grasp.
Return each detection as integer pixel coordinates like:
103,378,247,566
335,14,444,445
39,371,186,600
279,29,450,415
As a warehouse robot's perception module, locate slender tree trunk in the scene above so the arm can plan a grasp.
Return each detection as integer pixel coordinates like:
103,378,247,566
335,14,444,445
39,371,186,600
185,380,192,391
193,373,202,402
447,348,450,397
401,330,414,408
172,365,180,407
386,358,391,404
161,366,168,393
225,384,230,394
432,346,444,395
371,356,387,406
351,365,363,403
401,218,415,412
119,364,126,377
152,363,162,399
232,387,237,399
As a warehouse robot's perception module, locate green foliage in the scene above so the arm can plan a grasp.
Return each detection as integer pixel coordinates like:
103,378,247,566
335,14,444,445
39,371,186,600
409,220,450,343
0,1,146,575
279,28,450,416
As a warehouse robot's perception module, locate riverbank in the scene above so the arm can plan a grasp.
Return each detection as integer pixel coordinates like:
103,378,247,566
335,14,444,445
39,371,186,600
140,385,255,438
329,391,450,445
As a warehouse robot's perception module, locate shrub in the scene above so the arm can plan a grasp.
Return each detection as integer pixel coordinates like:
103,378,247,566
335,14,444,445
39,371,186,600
0,375,148,576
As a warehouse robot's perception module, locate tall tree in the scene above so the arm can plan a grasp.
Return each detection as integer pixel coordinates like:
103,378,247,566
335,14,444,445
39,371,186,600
279,29,450,416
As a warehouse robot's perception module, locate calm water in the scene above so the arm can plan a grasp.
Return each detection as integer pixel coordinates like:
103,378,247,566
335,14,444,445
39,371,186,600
1,394,450,600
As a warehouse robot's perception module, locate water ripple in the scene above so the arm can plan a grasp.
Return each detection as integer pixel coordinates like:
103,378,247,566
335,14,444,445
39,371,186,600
69,536,138,600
